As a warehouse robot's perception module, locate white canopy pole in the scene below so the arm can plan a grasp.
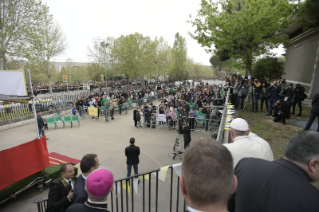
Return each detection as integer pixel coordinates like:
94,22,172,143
27,69,40,139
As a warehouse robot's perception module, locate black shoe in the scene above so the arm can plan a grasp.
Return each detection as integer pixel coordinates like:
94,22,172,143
297,114,301,117
266,114,271,116
254,111,258,113
282,122,286,125
290,112,295,114
46,138,49,140
251,109,254,111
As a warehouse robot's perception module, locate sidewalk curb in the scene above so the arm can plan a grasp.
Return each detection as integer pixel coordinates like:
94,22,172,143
0,110,71,132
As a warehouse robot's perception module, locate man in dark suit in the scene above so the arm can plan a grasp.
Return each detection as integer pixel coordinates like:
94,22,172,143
304,93,319,132
66,169,114,212
181,139,236,212
125,138,140,178
182,120,191,149
228,131,319,212
48,163,77,212
73,154,100,204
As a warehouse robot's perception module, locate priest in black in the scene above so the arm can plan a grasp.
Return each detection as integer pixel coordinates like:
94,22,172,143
228,131,319,212
66,168,114,212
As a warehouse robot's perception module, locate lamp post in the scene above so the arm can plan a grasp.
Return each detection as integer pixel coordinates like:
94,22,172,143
100,42,109,95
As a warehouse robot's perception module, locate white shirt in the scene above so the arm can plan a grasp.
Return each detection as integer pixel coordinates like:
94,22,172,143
64,178,74,202
187,206,203,212
223,134,274,168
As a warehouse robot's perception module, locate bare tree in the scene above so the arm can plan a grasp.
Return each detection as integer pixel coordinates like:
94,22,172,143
25,14,67,93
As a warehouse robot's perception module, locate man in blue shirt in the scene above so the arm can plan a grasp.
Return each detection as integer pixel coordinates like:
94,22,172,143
267,80,281,116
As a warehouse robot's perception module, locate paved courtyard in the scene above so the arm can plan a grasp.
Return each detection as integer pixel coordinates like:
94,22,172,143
0,100,209,212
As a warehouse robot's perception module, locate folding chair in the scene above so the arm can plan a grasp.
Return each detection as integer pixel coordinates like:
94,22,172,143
54,115,64,129
46,117,56,130
72,115,80,127
64,115,72,128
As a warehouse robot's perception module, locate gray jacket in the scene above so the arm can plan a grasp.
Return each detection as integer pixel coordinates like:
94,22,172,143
238,83,249,97
233,82,240,94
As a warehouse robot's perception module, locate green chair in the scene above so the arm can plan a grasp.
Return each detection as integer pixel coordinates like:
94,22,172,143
114,106,119,113
100,106,105,115
54,115,64,129
46,117,56,130
72,115,80,127
64,115,72,128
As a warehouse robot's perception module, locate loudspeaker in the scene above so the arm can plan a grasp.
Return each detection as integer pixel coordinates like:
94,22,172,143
213,98,223,106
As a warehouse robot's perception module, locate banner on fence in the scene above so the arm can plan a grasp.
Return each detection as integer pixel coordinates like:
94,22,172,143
88,107,98,116
156,114,166,122
62,75,67,83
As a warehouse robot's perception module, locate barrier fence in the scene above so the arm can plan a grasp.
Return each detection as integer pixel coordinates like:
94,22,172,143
35,165,186,212
0,91,91,122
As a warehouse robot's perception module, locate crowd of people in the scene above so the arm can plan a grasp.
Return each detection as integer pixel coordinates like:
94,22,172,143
226,75,308,125
42,75,319,212
45,123,319,212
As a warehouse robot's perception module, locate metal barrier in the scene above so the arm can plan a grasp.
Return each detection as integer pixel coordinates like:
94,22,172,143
110,167,185,212
34,167,185,212
216,89,231,143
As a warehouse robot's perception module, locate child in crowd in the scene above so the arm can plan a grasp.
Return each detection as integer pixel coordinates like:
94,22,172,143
72,105,76,115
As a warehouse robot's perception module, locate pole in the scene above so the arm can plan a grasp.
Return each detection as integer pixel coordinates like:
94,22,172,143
105,55,108,95
27,69,40,139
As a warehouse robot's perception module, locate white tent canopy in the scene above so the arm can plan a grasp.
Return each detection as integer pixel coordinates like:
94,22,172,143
0,70,30,102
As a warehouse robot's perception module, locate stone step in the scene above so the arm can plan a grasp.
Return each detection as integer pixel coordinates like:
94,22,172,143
302,98,312,108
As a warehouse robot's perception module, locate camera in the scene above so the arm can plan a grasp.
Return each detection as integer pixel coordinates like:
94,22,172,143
241,79,246,84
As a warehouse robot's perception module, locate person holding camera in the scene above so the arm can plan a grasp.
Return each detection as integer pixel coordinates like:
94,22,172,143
272,100,286,125
235,79,249,110
181,120,191,149
291,84,305,116
279,79,288,99
267,80,281,116
251,78,261,112
231,77,240,106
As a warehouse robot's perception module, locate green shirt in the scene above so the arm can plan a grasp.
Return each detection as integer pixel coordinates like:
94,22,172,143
102,98,109,105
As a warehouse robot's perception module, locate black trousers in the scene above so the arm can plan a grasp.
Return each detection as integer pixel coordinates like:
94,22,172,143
292,100,302,115
232,93,238,105
189,117,195,130
304,112,319,131
274,114,285,123
134,120,137,126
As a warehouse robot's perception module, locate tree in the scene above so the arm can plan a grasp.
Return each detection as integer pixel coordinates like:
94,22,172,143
171,32,187,81
189,0,296,76
253,56,285,82
154,37,172,81
112,33,157,81
209,55,223,75
0,0,49,70
24,13,67,93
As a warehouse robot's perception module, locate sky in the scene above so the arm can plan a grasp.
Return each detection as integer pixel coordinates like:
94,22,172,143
42,0,284,66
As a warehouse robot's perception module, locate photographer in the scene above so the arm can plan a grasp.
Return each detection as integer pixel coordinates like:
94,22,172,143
251,78,261,112
291,84,305,116
279,79,288,99
181,120,191,149
231,76,240,106
235,79,249,110
267,80,281,116
272,100,286,125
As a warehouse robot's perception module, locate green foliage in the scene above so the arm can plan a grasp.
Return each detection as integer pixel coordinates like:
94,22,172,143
189,0,296,76
0,0,49,70
112,33,157,81
171,33,187,81
154,37,172,81
253,57,285,82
